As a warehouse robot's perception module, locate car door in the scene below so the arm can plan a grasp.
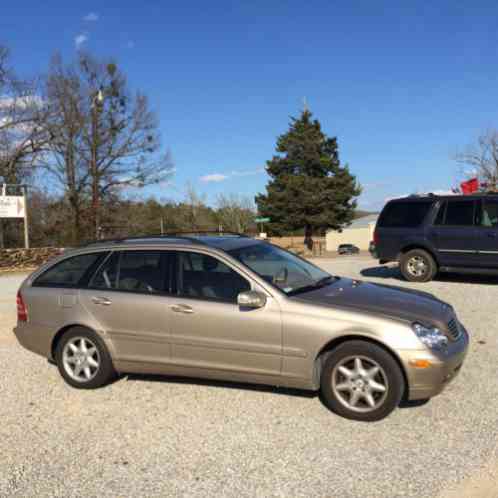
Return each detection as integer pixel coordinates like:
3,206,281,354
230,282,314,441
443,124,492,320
428,199,479,267
169,250,283,378
79,249,176,364
474,198,498,267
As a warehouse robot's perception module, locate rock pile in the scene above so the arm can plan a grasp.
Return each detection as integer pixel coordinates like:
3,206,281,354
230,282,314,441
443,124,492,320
0,248,65,271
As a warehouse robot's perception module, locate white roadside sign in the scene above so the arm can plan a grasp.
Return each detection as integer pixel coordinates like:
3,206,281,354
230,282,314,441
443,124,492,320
0,195,26,218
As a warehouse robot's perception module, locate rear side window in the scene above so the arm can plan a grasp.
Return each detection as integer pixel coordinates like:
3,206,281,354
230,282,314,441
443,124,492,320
443,200,475,226
378,201,432,228
89,251,167,294
34,253,103,288
480,200,498,227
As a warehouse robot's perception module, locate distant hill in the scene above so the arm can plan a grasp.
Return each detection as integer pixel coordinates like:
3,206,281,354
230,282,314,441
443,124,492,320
354,210,378,219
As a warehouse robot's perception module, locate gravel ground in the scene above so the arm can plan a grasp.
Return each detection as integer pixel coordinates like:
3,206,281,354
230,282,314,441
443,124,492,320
1,258,498,498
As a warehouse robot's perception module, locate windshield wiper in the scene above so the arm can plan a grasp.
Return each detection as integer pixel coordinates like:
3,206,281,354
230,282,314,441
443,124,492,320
314,275,335,287
287,275,337,296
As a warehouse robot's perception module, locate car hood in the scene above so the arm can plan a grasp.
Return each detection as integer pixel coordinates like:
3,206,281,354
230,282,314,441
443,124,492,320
292,278,453,328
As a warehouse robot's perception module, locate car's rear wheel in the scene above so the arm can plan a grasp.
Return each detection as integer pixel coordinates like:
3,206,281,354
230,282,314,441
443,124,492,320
320,341,404,422
55,327,116,389
400,249,437,282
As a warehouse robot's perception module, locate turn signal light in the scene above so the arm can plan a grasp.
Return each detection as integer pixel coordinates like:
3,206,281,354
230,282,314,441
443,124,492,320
409,359,432,368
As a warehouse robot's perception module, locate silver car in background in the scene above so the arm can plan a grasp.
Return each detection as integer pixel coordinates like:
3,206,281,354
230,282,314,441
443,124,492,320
14,235,469,421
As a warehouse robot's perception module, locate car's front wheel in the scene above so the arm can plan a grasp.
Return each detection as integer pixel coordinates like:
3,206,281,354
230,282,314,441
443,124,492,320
320,341,405,421
55,327,116,389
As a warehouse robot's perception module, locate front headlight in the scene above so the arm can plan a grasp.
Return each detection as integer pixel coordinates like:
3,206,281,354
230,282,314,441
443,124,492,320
412,322,449,351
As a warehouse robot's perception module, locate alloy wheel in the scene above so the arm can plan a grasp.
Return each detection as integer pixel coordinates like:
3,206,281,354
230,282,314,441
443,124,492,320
331,356,389,413
62,337,101,383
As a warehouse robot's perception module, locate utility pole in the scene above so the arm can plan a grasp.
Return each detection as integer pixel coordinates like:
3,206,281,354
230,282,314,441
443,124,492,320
23,185,29,249
91,89,104,239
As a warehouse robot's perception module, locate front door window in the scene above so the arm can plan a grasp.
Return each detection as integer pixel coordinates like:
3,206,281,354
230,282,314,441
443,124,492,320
176,252,250,303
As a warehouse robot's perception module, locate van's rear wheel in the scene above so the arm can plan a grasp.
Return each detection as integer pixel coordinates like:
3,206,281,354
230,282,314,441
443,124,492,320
320,341,404,421
55,327,116,389
400,249,437,282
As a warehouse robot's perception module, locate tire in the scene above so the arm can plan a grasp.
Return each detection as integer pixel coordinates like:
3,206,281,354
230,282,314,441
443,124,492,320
55,326,116,389
400,249,437,282
320,341,405,422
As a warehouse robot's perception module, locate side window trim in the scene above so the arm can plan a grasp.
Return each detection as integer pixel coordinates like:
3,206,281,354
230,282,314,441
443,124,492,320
434,201,446,225
85,251,114,288
475,199,483,227
88,251,119,290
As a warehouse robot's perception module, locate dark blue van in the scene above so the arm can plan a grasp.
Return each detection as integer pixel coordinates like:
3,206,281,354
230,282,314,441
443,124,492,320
370,194,498,282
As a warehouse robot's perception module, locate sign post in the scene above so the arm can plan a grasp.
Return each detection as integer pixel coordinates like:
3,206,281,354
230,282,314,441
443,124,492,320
254,217,270,238
0,184,29,249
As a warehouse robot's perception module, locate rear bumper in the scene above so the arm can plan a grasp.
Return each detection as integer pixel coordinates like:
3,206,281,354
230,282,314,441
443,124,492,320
399,325,469,401
13,322,52,359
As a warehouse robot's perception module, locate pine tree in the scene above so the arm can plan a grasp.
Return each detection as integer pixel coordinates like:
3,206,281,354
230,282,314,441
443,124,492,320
255,110,361,243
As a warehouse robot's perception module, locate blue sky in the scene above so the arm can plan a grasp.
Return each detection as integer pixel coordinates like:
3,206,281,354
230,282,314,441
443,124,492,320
2,1,498,210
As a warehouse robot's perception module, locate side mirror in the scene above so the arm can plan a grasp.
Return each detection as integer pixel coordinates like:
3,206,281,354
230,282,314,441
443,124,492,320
237,290,267,309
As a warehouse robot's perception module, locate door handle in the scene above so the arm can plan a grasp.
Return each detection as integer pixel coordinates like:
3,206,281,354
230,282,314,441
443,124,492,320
91,296,112,306
170,304,194,314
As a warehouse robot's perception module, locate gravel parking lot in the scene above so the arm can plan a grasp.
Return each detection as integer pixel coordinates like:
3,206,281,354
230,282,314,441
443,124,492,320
1,257,498,498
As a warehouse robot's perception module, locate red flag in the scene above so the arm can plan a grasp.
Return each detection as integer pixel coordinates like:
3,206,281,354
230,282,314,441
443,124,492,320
460,178,479,195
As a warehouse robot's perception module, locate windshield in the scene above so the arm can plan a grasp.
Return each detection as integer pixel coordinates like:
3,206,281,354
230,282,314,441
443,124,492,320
228,242,335,295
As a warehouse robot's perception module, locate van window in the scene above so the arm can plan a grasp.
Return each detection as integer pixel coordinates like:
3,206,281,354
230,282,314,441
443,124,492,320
33,253,104,288
444,201,475,226
480,200,498,227
378,201,432,228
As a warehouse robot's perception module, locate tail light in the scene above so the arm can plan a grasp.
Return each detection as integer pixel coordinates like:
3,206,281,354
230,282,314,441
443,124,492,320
16,291,28,322
373,228,379,245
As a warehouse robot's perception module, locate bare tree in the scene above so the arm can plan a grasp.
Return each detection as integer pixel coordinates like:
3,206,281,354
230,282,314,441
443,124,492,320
184,182,207,230
216,193,255,233
76,53,174,238
0,46,49,184
455,130,498,190
41,52,174,241
0,45,49,247
43,54,88,244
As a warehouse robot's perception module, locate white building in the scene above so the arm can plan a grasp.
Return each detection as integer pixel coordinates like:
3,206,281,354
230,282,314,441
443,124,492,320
326,214,379,252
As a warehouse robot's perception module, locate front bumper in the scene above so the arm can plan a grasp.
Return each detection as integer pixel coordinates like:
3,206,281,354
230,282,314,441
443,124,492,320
399,324,469,401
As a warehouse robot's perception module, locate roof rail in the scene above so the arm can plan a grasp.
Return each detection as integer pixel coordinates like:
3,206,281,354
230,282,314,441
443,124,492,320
165,230,249,237
80,231,250,247
80,233,207,247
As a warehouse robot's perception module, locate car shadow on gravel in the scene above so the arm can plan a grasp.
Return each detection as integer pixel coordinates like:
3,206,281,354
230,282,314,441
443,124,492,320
125,373,429,412
125,373,317,399
361,265,498,285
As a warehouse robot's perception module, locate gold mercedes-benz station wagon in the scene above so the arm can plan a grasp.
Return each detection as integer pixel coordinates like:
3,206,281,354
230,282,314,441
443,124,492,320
14,234,469,421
